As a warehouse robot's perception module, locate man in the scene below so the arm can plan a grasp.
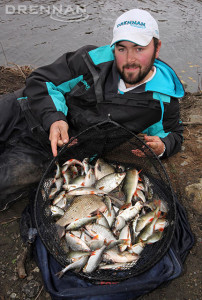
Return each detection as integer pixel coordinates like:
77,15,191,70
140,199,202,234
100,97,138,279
0,9,184,210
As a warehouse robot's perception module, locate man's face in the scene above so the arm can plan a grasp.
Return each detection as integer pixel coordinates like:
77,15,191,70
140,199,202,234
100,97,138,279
114,39,161,88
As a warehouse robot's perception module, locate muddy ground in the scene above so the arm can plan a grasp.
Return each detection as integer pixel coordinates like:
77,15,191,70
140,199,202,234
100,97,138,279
0,66,201,300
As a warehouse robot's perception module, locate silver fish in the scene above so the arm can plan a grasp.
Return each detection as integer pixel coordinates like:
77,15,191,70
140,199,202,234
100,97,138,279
63,169,72,185
55,162,61,179
83,245,107,273
114,215,126,232
71,165,80,178
136,207,160,233
96,212,110,229
87,239,105,251
103,196,112,216
80,231,92,243
84,168,96,187
147,186,154,201
66,187,106,197
103,204,116,228
119,224,131,252
103,248,139,263
50,205,64,217
118,201,143,222
82,158,90,175
62,159,84,173
55,196,67,210
154,218,169,231
106,239,128,250
134,190,146,203
56,195,106,227
99,262,129,270
123,168,139,204
142,175,153,200
49,187,58,199
131,214,140,242
66,215,98,231
94,158,115,180
70,230,82,238
56,255,89,278
67,251,90,261
53,177,64,192
145,230,163,244
137,182,145,192
128,242,145,255
136,216,158,242
64,175,86,191
153,199,169,213
95,172,126,194
85,224,117,243
71,175,86,185
53,191,66,206
65,232,91,252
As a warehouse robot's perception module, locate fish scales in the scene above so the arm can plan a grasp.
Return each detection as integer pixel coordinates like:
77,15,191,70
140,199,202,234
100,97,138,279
56,195,106,227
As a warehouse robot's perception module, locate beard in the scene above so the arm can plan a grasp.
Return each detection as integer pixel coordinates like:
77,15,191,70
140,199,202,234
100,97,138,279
117,50,156,86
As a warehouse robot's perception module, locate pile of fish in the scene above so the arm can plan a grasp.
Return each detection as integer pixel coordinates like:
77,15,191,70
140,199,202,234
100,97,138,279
46,158,169,278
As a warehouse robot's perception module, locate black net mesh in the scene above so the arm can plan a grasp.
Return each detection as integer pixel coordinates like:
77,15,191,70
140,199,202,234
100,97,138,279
34,120,176,282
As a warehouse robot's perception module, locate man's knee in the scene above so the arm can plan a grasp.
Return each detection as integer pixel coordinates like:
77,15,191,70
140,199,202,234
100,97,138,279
0,153,48,196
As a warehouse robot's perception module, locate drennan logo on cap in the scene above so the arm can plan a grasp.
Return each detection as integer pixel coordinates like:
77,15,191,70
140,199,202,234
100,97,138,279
117,20,146,29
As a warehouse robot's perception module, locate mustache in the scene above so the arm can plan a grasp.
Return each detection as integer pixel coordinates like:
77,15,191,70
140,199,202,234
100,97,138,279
123,64,141,69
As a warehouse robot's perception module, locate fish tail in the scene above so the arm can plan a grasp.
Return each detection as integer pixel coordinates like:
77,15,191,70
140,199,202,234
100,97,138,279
156,211,161,218
55,271,64,278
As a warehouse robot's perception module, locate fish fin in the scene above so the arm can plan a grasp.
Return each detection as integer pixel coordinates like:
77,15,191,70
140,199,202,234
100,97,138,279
120,203,131,210
97,212,102,219
104,239,113,246
92,235,99,240
133,190,138,196
55,224,65,239
99,186,105,190
122,239,129,245
159,228,164,232
91,209,100,216
156,211,161,218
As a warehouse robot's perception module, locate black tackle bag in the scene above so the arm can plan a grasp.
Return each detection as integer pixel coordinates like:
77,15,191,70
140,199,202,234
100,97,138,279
20,191,194,300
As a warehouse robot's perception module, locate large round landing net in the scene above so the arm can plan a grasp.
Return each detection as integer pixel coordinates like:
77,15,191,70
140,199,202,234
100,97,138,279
34,120,176,282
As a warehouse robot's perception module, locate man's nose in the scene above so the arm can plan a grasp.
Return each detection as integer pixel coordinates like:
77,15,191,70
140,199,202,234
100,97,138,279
127,51,137,64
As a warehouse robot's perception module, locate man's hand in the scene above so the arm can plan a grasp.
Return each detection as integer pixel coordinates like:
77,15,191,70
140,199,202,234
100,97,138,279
49,120,69,157
131,135,165,157
144,135,165,156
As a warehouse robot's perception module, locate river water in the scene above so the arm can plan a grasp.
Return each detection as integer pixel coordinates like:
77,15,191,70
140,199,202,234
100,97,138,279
0,0,201,92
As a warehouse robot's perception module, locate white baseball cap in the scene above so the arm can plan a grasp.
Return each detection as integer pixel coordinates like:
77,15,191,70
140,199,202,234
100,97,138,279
111,9,159,47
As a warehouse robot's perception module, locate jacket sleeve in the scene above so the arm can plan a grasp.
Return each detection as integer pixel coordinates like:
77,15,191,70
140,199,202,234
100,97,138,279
24,53,74,131
160,97,184,158
24,46,96,131
145,97,183,158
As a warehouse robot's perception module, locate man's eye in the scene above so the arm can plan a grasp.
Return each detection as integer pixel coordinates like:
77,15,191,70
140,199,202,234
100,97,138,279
118,48,124,52
136,48,143,52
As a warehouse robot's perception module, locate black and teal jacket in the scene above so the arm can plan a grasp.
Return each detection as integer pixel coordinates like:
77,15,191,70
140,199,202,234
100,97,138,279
23,45,185,158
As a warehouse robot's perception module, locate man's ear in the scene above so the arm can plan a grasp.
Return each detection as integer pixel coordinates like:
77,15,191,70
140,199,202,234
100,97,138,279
155,40,162,58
